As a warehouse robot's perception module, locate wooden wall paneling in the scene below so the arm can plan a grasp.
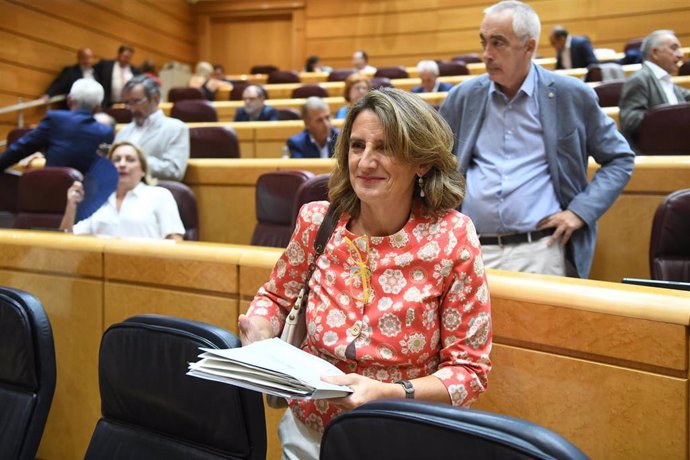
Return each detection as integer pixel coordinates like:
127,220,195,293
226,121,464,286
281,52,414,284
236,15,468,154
137,0,193,23
474,344,687,459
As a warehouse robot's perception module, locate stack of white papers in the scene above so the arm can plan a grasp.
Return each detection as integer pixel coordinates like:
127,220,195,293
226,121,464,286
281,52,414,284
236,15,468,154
187,337,352,400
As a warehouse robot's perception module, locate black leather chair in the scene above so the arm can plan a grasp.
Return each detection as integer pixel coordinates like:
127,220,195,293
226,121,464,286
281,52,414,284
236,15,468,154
84,314,266,460
637,102,690,155
170,99,219,123
168,87,206,103
649,188,690,281
189,126,240,159
320,400,589,460
374,66,409,79
292,173,330,226
291,84,329,99
0,287,56,460
593,80,624,107
251,170,314,247
14,167,84,230
157,181,200,241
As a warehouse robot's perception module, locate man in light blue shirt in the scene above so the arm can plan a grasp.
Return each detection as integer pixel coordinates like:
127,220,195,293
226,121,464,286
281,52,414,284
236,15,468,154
440,0,634,278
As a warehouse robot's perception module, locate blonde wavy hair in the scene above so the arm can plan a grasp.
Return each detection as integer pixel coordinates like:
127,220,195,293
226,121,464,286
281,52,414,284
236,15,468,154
107,141,156,185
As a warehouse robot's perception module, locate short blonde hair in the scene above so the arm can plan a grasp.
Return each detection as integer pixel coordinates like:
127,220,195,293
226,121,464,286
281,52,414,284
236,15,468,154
107,141,156,185
342,73,371,102
329,88,465,218
194,61,213,78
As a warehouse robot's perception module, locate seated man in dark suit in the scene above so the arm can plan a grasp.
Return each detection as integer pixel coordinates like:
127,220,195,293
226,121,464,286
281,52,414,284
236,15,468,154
411,60,454,93
286,97,338,158
549,26,598,70
0,79,113,175
233,85,279,122
43,48,96,100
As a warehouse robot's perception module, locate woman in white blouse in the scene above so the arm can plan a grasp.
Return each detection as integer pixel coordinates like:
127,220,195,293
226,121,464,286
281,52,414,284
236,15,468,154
60,141,185,240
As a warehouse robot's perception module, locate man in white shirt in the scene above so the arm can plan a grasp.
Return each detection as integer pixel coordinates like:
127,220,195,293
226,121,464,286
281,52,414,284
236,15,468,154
115,75,190,181
620,29,690,150
352,50,377,74
95,44,141,107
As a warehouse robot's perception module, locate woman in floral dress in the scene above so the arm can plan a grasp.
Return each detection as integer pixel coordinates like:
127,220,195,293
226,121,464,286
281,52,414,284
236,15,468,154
240,88,492,460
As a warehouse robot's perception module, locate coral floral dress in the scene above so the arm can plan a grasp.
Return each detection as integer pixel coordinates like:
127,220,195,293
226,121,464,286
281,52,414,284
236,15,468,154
247,201,492,433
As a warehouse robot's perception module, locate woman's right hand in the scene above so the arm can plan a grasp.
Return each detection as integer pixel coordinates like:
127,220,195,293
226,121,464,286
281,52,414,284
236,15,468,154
66,181,85,206
238,314,273,346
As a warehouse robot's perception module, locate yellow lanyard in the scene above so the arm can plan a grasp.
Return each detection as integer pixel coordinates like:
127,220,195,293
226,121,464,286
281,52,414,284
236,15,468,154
343,235,371,304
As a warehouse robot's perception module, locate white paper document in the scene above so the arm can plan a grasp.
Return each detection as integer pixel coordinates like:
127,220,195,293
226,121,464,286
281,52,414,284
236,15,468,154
187,337,352,400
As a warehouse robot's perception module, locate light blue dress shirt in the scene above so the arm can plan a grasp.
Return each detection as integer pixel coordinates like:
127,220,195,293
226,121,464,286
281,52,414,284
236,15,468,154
463,64,561,235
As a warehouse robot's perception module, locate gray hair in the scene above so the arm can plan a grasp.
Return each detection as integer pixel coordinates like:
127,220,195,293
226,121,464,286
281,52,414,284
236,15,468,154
485,1,541,48
416,60,440,76
301,96,329,118
123,75,161,101
69,78,104,110
641,30,676,60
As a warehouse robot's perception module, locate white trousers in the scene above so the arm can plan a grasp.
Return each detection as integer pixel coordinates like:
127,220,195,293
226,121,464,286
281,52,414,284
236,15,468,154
279,409,322,460
480,236,566,276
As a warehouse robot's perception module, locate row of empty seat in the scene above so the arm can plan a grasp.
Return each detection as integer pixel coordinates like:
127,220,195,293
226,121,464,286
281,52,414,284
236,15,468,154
0,167,199,240
0,286,589,459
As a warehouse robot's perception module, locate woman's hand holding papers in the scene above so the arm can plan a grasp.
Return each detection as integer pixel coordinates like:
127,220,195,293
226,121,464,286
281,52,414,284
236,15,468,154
238,314,273,346
320,374,400,410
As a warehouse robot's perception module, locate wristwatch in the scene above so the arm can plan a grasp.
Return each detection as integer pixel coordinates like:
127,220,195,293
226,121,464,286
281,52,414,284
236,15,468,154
395,379,415,399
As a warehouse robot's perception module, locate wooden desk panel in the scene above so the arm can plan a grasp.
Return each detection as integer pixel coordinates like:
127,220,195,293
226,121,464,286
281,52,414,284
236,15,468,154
475,344,687,460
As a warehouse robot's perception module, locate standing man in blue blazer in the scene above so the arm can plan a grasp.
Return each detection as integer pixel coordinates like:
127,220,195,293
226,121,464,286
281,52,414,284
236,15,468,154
411,60,454,93
440,1,634,279
549,26,598,70
234,85,279,122
0,79,113,175
286,97,338,158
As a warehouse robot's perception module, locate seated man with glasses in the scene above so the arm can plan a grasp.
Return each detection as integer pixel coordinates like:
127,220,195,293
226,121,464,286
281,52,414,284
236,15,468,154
234,85,279,122
114,75,189,181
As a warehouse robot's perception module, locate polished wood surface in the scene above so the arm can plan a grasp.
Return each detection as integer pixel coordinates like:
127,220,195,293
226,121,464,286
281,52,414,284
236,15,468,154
1,231,690,459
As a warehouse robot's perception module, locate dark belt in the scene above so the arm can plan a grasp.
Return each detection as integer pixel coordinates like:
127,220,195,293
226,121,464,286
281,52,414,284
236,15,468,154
479,228,555,246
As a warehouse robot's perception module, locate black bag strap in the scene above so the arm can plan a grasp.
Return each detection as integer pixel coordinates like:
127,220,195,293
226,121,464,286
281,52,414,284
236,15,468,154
303,205,340,286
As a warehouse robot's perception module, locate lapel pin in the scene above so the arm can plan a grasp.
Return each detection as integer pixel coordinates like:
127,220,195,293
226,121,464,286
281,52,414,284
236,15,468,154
548,92,555,98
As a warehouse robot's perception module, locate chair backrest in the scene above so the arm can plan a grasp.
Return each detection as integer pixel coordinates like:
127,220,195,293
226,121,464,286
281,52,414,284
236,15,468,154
679,61,690,76
0,170,21,228
637,102,690,155
156,181,199,241
292,174,330,226
370,77,393,89
14,167,83,230
230,81,251,101
276,108,301,121
105,107,133,124
291,84,329,99
624,37,644,53
593,80,624,107
251,170,314,248
320,400,589,460
6,127,33,146
649,188,690,281
250,64,278,75
452,53,482,63
438,61,469,76
84,314,266,460
327,68,357,82
267,70,300,84
584,65,602,82
167,86,206,103
0,287,56,460
189,126,240,159
170,99,218,122
374,66,409,79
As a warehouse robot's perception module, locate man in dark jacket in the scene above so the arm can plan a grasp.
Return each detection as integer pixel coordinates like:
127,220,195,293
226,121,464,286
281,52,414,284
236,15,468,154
234,85,279,122
549,26,598,70
286,97,338,158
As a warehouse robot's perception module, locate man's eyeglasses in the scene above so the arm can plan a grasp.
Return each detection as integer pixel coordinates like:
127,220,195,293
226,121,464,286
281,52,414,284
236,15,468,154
124,97,148,107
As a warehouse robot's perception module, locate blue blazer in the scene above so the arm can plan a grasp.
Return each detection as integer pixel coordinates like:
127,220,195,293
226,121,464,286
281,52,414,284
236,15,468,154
439,64,634,278
0,109,114,175
556,35,598,69
287,128,339,158
411,82,454,93
233,105,279,122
